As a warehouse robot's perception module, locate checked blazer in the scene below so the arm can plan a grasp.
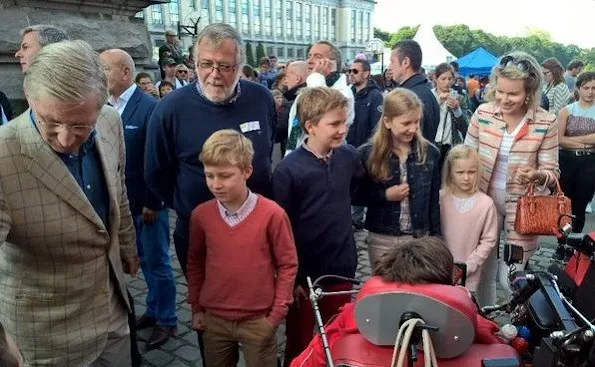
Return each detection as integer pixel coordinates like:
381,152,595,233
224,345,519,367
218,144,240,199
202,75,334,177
0,106,137,366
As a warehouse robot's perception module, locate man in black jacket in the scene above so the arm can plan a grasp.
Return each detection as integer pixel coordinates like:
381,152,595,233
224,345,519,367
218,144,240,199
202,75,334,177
389,40,440,142
279,60,308,155
0,91,12,125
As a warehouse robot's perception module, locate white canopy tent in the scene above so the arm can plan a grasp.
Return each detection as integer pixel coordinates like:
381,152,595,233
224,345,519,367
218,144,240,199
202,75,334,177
412,24,455,70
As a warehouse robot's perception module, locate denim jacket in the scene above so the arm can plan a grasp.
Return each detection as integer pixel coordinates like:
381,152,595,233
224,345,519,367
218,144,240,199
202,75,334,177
355,142,441,237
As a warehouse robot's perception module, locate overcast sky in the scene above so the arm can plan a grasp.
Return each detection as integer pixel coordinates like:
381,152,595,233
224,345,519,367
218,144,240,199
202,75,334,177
373,0,594,49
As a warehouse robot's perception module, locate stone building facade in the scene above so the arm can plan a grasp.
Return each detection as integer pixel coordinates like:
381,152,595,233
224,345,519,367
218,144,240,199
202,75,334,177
140,0,376,64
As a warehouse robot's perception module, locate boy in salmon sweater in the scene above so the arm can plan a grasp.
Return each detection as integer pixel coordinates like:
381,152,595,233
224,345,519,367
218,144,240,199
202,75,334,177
187,129,298,367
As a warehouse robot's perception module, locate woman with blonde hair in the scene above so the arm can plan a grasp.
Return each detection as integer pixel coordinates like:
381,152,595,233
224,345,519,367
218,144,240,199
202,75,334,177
175,64,190,85
542,57,571,116
356,88,441,266
440,145,499,305
465,51,559,295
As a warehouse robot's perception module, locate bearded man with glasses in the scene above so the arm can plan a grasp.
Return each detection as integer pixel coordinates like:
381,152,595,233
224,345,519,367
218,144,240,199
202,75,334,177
145,23,277,366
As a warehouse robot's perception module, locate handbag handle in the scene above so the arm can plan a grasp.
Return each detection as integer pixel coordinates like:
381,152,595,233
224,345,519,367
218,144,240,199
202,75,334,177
524,174,562,197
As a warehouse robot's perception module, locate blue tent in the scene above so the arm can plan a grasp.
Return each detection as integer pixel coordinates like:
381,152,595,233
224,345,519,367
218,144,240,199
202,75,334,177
457,47,498,77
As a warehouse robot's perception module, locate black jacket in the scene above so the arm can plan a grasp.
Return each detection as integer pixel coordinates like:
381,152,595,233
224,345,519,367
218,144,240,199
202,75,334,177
346,81,384,148
0,91,12,123
278,83,306,143
400,74,441,142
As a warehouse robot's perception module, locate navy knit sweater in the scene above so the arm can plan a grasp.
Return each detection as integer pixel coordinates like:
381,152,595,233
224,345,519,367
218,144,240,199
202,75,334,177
145,81,276,224
272,144,364,285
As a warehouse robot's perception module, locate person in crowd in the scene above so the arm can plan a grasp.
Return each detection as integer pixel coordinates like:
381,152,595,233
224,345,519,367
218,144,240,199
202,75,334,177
272,73,287,94
135,72,160,99
278,64,286,74
383,68,396,94
432,63,470,167
188,129,297,367
542,58,571,116
175,64,190,85
465,51,559,295
145,23,277,364
258,57,278,89
0,323,24,367
558,71,595,233
269,54,279,72
289,236,506,367
186,65,197,84
240,64,257,81
356,88,441,267
565,59,585,92
467,74,481,98
15,24,68,73
389,40,440,142
284,41,355,156
101,49,178,349
272,87,364,366
156,58,185,90
440,145,499,306
450,61,467,95
0,40,138,366
347,59,384,230
279,60,308,157
158,29,184,78
158,80,174,98
0,91,12,125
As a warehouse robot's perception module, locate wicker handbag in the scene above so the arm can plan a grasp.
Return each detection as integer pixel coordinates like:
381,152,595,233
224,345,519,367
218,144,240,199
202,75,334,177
514,178,572,235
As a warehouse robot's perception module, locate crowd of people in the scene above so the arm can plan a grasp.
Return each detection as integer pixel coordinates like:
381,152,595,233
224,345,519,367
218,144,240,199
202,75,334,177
0,20,593,367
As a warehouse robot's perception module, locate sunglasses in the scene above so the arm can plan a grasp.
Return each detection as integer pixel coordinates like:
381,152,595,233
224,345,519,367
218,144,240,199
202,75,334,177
177,70,188,74
500,55,533,75
349,69,360,75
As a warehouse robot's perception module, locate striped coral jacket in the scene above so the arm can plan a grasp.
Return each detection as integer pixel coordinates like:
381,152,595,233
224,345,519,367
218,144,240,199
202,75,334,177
465,102,559,258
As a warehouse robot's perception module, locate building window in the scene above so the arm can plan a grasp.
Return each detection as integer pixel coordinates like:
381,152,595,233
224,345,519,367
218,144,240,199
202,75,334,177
169,0,179,24
201,0,210,25
241,0,249,34
189,0,196,10
321,7,328,40
151,4,163,25
229,0,237,27
313,6,319,39
276,2,283,37
331,8,336,41
264,0,272,37
285,1,293,37
351,10,356,42
366,12,371,43
287,47,294,58
295,3,302,39
304,4,311,39
253,1,261,36
266,46,274,56
277,47,285,58
215,0,223,22
359,11,364,43
297,48,304,58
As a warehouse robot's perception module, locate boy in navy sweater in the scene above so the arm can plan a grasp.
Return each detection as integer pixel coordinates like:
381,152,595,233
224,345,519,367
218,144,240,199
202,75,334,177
272,87,364,366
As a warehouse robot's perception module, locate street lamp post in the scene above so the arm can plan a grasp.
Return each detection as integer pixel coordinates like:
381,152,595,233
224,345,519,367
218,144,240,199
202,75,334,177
365,38,386,74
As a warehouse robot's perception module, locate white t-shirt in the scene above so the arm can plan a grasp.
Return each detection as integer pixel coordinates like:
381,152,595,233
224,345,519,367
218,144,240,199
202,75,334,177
490,118,526,190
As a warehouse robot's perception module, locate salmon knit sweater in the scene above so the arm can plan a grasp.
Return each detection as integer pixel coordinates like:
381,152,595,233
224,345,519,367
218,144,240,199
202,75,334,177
187,196,298,327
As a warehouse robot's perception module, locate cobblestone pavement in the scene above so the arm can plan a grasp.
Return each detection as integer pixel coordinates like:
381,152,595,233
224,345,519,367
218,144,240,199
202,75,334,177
130,211,595,367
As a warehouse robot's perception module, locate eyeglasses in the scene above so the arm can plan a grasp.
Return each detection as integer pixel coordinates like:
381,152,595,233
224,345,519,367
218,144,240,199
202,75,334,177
500,55,534,75
177,70,188,74
35,111,94,135
197,61,236,74
349,69,360,75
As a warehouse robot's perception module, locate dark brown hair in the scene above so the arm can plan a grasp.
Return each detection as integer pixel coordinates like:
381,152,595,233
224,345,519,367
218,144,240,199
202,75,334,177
434,62,455,79
542,57,565,86
373,236,454,285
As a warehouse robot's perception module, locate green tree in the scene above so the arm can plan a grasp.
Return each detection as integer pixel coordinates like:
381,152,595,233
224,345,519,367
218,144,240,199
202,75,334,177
374,27,391,43
246,42,255,67
387,25,419,48
256,42,265,63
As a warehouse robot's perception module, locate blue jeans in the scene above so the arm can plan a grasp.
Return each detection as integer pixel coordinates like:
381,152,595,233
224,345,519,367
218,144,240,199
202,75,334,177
133,210,177,326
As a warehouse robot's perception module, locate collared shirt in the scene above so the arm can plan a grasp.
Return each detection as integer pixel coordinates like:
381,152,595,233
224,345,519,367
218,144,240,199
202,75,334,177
217,190,258,227
30,110,110,227
302,139,333,164
195,81,242,105
0,104,7,125
108,84,137,116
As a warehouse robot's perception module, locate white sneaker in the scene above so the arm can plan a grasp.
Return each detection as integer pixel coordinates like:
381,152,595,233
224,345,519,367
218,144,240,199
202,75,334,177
587,203,593,214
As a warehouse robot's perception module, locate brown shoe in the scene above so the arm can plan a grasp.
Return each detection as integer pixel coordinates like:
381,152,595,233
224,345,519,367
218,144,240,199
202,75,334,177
147,325,177,350
135,315,157,330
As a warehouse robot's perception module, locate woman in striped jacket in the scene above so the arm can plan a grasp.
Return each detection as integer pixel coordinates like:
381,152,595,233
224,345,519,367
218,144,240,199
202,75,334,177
465,51,559,296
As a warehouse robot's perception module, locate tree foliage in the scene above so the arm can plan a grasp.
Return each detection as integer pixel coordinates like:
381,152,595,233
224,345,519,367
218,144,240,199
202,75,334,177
382,24,590,69
373,27,391,43
246,42,255,67
256,42,266,63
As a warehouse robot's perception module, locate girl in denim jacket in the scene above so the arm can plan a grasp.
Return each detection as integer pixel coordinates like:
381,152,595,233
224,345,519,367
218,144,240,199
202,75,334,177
356,88,441,267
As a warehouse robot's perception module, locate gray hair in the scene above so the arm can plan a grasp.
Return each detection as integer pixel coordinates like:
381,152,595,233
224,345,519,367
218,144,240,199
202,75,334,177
24,40,108,108
21,24,68,47
194,23,245,65
287,60,308,77
313,41,342,71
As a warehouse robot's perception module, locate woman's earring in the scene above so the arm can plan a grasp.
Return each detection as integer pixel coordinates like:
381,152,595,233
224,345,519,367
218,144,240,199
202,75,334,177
525,97,530,105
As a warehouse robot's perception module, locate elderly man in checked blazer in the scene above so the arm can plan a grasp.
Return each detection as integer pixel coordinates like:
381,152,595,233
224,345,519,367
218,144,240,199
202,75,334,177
0,40,138,366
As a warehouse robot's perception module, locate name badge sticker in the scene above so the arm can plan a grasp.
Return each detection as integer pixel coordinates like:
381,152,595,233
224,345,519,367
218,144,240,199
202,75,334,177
240,121,261,133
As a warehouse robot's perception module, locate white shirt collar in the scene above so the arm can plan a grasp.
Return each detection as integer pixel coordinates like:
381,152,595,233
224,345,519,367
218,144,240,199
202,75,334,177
108,84,137,116
0,104,7,125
